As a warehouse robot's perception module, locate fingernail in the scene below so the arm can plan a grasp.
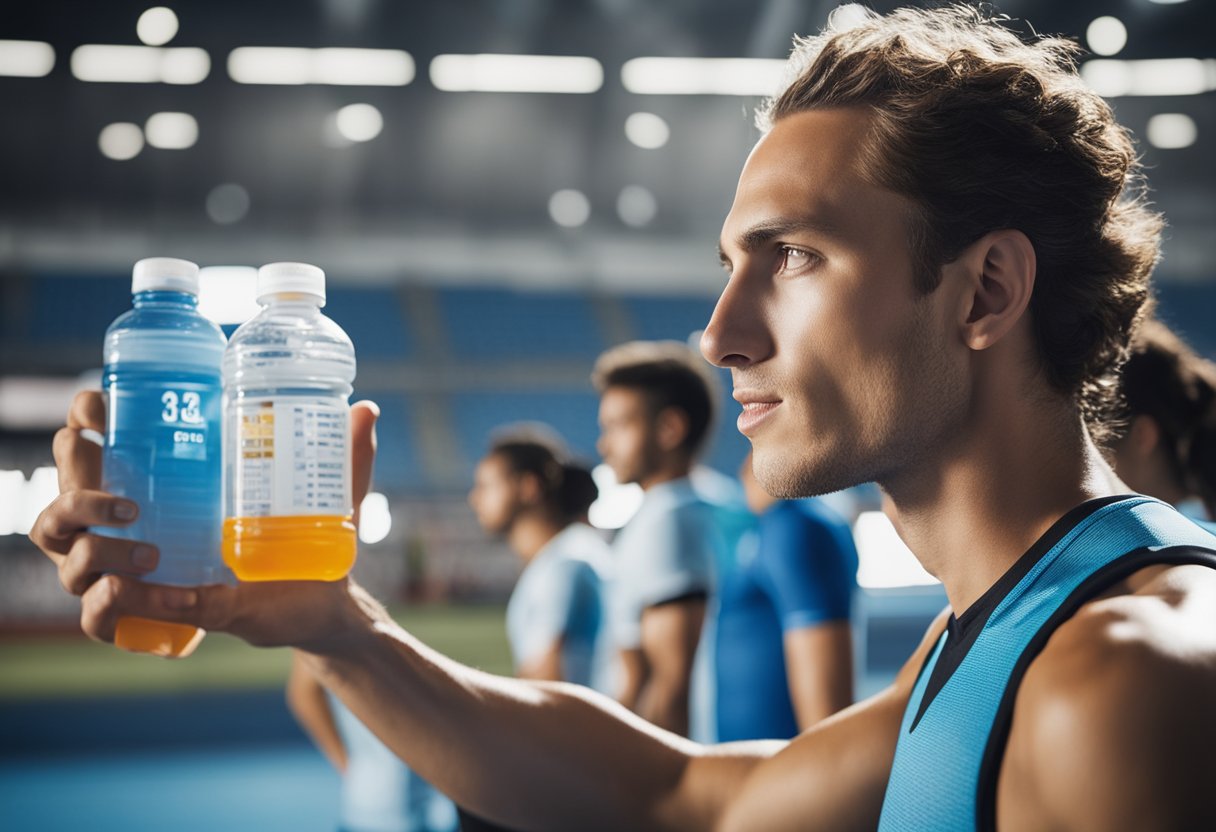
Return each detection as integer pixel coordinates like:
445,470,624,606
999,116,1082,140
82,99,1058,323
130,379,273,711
113,502,137,521
163,588,198,610
131,545,158,570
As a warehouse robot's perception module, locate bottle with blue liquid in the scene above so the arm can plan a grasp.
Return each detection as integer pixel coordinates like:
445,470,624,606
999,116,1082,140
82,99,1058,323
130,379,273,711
98,257,229,657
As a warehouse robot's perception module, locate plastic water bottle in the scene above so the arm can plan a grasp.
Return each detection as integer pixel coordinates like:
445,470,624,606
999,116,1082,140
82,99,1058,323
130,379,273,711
97,257,228,657
222,262,357,581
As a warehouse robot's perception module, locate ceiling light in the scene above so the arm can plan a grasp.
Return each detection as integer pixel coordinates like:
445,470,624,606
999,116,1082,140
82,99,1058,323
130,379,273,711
621,57,786,96
0,40,55,77
198,266,260,324
1146,113,1197,149
548,189,591,228
1086,17,1127,57
1081,58,1216,96
617,185,657,228
227,47,414,85
430,54,603,93
98,123,144,160
137,7,179,47
624,112,670,149
144,111,197,149
206,183,250,225
71,45,209,84
334,103,383,142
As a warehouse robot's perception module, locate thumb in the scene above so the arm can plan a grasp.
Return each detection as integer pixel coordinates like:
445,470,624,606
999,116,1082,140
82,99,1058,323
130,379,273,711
350,400,379,520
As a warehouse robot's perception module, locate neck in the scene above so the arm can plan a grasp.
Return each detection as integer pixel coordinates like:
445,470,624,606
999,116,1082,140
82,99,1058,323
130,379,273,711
882,396,1128,616
507,511,567,563
639,459,692,492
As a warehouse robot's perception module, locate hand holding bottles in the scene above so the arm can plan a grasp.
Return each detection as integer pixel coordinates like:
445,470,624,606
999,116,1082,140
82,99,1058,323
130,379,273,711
28,391,382,653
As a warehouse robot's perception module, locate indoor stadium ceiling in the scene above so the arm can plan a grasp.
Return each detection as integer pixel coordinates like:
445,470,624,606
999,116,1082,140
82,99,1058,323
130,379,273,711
1,0,1213,288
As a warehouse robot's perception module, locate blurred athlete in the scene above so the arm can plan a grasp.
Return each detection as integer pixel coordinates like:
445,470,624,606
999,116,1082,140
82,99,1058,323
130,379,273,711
715,452,857,741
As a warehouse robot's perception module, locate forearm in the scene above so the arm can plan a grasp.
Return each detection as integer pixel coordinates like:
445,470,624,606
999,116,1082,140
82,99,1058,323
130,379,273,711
303,591,710,831
286,655,348,772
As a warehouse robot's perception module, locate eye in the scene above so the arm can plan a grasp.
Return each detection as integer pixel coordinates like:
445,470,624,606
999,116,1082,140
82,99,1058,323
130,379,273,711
778,246,820,274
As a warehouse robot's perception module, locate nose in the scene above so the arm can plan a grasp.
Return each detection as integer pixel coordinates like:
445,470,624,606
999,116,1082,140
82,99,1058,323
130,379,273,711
700,270,773,369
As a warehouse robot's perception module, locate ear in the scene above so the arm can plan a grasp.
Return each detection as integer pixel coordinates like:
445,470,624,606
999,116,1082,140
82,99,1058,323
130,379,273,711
517,472,543,505
1126,414,1162,457
955,229,1036,352
655,407,691,454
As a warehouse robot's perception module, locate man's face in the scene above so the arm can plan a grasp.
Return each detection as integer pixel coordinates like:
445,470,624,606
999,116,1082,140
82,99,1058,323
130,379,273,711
597,386,662,486
468,454,523,536
703,107,969,499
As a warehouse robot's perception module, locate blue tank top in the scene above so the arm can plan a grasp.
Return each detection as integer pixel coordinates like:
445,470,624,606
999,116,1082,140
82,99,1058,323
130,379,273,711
878,496,1216,831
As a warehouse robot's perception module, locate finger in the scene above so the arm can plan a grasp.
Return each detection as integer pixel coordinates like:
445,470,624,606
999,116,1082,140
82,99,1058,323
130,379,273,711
53,426,103,493
66,390,106,432
31,490,139,553
351,400,380,512
80,575,238,646
59,534,159,595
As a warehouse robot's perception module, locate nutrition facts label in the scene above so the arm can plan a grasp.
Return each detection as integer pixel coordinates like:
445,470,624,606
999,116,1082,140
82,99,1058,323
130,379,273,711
234,398,349,516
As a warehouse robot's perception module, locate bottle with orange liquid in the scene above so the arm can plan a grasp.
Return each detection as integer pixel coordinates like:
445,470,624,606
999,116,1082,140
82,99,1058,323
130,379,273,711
222,262,357,581
96,258,231,658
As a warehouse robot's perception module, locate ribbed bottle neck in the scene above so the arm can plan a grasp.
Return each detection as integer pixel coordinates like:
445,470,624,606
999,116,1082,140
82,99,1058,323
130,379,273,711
132,290,198,309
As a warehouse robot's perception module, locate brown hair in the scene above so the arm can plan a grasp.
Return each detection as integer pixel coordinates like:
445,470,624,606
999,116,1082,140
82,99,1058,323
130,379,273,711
1116,319,1216,517
591,340,718,456
759,4,1162,440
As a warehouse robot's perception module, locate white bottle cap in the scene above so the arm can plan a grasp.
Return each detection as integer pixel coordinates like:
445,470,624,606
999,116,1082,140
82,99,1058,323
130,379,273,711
132,257,200,295
257,262,326,305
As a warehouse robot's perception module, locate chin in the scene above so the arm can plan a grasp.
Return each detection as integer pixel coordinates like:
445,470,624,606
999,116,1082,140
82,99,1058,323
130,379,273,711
753,442,862,500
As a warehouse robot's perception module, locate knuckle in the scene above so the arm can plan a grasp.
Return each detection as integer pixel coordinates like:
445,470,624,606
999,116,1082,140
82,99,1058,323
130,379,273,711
52,427,76,467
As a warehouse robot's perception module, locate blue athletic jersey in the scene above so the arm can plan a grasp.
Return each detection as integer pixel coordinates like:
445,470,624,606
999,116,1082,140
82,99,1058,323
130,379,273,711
878,496,1216,831
506,523,612,690
714,499,859,741
328,693,457,832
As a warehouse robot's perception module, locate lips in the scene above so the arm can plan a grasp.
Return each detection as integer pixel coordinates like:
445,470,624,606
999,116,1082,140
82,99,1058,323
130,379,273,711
734,391,782,436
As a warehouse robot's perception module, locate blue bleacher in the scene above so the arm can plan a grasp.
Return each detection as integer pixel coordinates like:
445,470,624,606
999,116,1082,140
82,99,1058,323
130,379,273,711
324,287,414,359
622,295,718,344
450,389,602,477
436,288,605,359
354,392,424,492
28,274,132,346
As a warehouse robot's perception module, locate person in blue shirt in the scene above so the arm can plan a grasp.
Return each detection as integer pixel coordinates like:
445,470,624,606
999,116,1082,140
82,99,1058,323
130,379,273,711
467,434,611,688
715,452,858,741
1108,318,1216,527
593,340,723,739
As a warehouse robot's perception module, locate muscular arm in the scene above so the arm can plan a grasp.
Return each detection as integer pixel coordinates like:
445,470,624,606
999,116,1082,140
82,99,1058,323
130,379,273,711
516,638,564,682
783,620,854,730
286,651,348,772
635,597,706,736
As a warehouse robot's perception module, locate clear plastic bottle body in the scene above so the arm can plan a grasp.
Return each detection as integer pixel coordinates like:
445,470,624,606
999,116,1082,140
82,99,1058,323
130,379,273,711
222,294,358,581
96,290,229,656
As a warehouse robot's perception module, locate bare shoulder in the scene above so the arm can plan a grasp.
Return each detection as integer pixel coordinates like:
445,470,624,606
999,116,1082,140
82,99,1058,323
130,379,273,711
1002,564,1216,830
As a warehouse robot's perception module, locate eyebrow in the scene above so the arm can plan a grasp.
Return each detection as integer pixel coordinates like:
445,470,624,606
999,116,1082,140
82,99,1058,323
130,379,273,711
717,216,841,266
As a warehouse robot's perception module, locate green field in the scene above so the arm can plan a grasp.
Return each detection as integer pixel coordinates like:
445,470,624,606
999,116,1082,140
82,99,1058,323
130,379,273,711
0,604,512,699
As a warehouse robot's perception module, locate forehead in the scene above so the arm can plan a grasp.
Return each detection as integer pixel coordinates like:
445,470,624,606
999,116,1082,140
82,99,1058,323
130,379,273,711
721,107,905,248
599,385,648,418
475,454,511,479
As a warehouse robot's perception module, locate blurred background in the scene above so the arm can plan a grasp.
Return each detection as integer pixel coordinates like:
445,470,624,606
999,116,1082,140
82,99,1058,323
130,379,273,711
1,1,1213,829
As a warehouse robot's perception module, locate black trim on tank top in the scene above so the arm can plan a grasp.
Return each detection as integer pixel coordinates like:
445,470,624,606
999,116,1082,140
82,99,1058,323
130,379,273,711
648,588,709,609
908,495,1133,732
976,544,1216,832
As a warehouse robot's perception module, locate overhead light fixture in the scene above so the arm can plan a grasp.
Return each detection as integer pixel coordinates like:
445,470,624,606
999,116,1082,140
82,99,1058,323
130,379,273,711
137,7,179,47
71,44,209,84
1081,58,1216,96
1146,113,1197,149
548,189,591,228
430,54,603,93
98,122,144,160
621,57,786,96
144,111,198,149
206,183,251,225
227,47,414,85
1086,16,1127,57
624,112,670,149
0,40,55,77
617,185,658,228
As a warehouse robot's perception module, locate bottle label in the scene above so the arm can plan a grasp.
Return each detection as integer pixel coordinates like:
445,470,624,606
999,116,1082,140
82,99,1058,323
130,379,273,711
233,398,349,517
